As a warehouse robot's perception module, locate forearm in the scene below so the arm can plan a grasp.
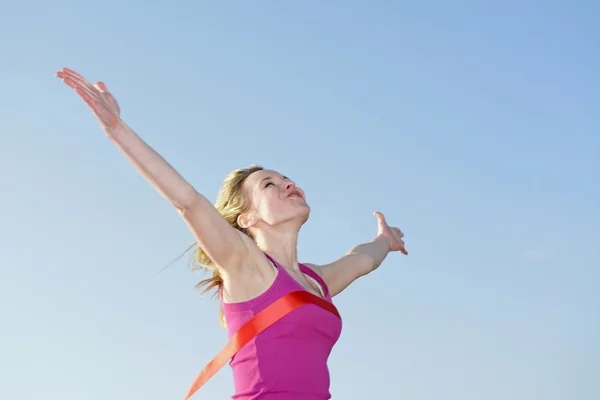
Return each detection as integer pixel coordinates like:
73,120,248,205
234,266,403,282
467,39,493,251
347,235,391,273
108,121,200,210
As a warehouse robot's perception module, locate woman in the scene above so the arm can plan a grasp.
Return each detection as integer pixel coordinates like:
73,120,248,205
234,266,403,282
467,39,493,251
56,68,408,400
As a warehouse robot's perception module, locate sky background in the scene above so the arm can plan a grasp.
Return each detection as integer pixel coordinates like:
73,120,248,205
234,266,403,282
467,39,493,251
1,1,598,399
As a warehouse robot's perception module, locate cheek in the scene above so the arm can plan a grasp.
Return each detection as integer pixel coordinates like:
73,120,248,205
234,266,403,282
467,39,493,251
257,193,287,218
253,192,274,214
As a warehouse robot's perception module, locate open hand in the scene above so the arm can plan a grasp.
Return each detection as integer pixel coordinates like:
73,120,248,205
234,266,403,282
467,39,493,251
56,68,121,132
374,211,407,255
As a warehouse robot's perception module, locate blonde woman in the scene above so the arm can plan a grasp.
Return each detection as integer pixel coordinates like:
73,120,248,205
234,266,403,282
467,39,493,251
56,68,408,400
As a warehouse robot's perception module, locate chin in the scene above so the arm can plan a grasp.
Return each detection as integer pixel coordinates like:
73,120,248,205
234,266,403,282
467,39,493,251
267,203,311,227
283,204,310,226
302,205,311,216
297,205,310,225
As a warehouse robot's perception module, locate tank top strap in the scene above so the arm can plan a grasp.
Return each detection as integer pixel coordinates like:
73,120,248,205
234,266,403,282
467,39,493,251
263,252,280,272
264,252,331,300
299,263,331,299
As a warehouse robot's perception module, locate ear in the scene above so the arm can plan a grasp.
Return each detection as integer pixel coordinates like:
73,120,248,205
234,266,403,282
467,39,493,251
237,212,257,229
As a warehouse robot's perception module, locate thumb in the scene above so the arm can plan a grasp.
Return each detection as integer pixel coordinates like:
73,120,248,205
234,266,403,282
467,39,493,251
94,81,108,92
94,81,121,115
374,211,387,232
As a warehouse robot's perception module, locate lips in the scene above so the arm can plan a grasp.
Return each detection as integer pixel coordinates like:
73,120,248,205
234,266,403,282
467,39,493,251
288,190,303,199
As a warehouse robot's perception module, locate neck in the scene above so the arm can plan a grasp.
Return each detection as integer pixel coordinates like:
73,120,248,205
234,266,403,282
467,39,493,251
253,223,301,270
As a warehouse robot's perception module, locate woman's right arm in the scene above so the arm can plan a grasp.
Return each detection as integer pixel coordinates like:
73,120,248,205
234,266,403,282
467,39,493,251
56,68,249,270
110,121,250,270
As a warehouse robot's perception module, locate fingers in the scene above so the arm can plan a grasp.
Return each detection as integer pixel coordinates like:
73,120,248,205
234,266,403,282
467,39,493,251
59,68,106,97
60,68,94,92
57,68,121,129
374,212,408,255
62,67,86,80
57,71,109,112
63,79,103,112
56,70,97,94
399,238,408,255
390,227,408,255
74,86,102,112
392,227,404,238
57,69,86,86
61,76,117,126
57,68,99,98
74,86,119,128
61,76,99,103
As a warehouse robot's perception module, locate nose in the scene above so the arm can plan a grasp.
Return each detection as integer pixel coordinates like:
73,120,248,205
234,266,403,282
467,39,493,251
285,181,295,191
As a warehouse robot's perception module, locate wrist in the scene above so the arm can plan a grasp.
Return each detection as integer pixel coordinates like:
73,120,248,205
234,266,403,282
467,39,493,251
105,120,128,141
373,234,392,253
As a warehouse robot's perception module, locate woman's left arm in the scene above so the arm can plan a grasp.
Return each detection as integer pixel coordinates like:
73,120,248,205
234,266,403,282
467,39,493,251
306,212,407,297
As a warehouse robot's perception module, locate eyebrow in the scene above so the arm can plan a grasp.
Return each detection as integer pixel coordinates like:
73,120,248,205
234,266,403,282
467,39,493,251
259,175,289,185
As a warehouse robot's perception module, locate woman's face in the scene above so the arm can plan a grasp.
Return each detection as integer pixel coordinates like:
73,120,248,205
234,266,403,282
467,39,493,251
241,169,310,229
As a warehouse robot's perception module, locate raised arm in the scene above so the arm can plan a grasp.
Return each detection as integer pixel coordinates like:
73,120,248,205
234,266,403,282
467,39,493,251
306,212,407,297
56,68,249,270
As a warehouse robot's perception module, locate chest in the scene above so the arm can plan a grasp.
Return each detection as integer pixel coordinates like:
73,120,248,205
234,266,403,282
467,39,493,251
285,269,325,298
259,301,343,349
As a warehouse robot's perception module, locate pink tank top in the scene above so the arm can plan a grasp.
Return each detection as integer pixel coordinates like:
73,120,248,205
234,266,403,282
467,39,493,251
222,253,343,399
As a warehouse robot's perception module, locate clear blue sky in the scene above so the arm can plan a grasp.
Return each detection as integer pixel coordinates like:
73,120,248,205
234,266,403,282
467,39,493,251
1,1,598,399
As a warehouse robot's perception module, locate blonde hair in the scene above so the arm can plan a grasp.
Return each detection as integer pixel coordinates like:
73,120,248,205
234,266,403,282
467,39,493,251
191,164,263,327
